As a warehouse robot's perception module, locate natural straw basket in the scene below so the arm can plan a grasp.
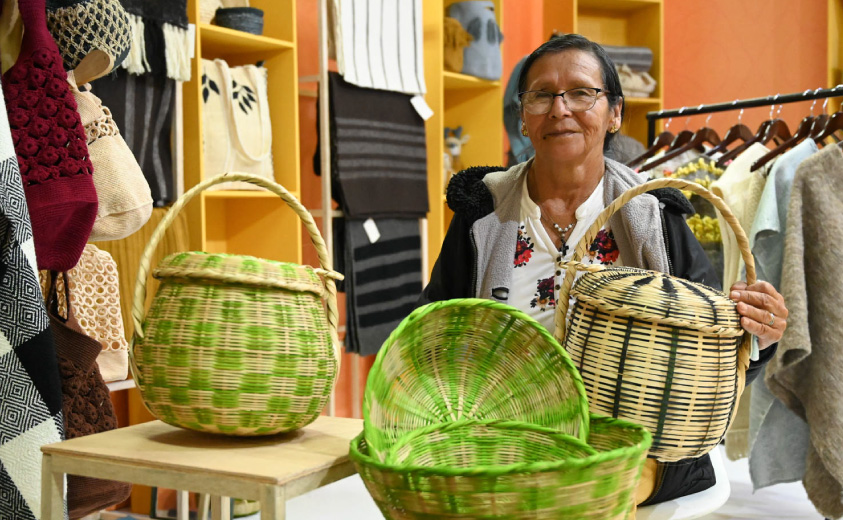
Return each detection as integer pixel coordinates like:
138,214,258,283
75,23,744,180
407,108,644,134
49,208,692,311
130,172,342,436
363,298,590,461
556,178,753,461
350,415,651,520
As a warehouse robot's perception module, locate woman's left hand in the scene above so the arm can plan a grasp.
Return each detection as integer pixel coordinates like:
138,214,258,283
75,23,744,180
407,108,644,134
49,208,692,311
729,281,788,350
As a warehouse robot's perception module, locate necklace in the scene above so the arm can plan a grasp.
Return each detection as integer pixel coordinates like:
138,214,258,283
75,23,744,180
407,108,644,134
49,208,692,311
541,212,576,238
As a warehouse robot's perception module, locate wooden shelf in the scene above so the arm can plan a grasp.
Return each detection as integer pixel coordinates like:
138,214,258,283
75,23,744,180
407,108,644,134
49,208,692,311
579,0,661,11
443,71,501,90
199,23,293,57
203,190,296,200
625,97,662,105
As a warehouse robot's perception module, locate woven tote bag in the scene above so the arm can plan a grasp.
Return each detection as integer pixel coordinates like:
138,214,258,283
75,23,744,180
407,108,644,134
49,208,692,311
38,244,129,382
201,58,273,190
68,70,153,242
131,172,342,436
556,178,753,462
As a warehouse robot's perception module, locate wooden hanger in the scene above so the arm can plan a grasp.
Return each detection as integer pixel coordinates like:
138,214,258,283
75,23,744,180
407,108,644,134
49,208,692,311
72,50,114,85
715,120,770,168
639,126,720,173
751,115,813,172
705,123,752,157
814,111,843,144
626,130,674,169
810,113,829,139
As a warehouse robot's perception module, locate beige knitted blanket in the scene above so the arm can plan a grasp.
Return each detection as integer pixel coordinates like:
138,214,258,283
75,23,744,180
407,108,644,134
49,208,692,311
767,144,843,519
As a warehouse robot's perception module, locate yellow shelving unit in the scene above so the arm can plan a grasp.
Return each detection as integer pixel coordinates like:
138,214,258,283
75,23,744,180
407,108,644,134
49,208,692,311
183,0,303,265
543,0,664,146
423,0,504,271
829,0,843,113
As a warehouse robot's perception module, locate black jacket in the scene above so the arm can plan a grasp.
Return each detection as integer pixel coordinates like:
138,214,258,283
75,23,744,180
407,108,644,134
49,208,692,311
420,165,776,505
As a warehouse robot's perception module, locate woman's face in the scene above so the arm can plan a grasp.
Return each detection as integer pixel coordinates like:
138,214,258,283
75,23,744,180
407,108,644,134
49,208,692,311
521,50,622,166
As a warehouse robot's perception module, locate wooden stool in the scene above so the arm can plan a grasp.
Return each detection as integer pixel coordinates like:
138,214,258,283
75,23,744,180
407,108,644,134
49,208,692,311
41,416,362,520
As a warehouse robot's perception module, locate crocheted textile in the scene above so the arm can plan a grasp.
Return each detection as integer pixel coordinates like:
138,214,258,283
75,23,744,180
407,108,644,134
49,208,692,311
46,0,132,71
47,272,132,518
83,105,121,144
39,244,129,382
3,0,97,271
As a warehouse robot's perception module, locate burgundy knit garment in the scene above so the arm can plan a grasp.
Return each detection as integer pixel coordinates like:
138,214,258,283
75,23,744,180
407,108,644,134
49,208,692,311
3,0,97,271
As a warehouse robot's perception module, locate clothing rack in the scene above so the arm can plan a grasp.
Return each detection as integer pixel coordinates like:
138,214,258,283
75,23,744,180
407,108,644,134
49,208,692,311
646,86,843,145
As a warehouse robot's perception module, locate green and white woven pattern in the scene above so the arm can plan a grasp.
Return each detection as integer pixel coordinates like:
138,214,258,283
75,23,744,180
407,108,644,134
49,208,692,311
131,173,341,436
350,415,652,520
135,252,335,435
556,178,753,462
362,298,590,461
384,419,597,469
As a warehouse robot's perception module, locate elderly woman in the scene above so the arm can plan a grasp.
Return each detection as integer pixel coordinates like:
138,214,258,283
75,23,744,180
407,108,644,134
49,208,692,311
420,34,788,505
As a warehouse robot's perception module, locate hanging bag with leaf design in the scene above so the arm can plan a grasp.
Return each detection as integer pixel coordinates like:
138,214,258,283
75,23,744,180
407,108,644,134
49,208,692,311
201,58,273,189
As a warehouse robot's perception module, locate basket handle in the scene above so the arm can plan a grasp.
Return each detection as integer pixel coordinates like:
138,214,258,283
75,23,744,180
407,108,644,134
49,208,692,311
554,177,756,341
130,172,342,361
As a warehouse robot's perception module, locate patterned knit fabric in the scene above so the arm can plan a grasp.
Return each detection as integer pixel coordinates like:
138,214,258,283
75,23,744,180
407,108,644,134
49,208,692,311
46,0,132,71
0,75,65,520
47,273,132,519
3,0,97,271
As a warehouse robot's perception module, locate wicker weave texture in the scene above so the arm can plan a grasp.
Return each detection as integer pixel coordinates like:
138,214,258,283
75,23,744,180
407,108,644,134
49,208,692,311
362,299,590,461
351,415,651,520
134,253,336,435
131,173,341,436
556,178,752,461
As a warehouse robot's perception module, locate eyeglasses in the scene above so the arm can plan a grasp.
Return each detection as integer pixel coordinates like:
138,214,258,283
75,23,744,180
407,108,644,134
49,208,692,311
518,87,611,114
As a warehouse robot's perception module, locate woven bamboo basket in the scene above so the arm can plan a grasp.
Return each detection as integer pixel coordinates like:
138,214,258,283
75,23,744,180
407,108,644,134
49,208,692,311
351,414,652,520
556,178,753,461
130,172,342,436
362,298,590,460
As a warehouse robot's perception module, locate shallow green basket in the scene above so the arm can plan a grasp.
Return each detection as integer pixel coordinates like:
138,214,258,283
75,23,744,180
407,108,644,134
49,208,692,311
362,298,590,460
350,414,652,520
130,173,343,436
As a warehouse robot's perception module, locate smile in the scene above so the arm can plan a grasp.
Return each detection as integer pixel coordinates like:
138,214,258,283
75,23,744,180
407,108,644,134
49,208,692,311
543,130,579,138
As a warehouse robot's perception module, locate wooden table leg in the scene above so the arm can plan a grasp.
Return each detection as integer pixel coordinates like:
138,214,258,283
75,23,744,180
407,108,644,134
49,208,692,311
198,493,210,519
211,495,231,520
177,490,190,520
40,454,64,520
260,485,286,520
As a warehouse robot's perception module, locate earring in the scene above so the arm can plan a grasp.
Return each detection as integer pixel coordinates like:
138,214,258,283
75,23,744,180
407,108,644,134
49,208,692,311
609,125,619,134
521,126,528,136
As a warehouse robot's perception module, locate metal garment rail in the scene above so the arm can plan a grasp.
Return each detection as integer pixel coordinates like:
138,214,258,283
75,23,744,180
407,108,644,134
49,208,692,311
646,86,843,145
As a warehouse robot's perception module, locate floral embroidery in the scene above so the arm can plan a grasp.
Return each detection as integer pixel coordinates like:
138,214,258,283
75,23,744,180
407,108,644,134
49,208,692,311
588,229,619,265
530,276,556,310
514,225,534,267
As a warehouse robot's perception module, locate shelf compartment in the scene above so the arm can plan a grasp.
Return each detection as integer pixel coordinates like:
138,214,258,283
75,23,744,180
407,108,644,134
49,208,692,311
199,24,293,59
443,71,501,90
579,0,661,12
204,196,303,264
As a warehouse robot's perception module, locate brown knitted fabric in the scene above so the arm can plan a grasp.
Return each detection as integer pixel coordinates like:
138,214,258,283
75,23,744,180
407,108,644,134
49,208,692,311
47,273,132,519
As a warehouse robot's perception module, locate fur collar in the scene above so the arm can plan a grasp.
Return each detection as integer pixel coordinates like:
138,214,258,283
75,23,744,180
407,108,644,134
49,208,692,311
446,162,694,223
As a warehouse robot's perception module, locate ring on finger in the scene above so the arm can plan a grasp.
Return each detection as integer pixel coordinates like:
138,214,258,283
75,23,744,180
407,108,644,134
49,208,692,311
768,311,775,327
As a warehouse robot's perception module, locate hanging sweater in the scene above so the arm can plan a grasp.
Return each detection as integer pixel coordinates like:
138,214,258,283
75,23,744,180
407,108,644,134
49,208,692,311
767,144,843,519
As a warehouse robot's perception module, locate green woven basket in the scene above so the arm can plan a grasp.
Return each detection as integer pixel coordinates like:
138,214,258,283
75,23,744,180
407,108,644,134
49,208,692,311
362,298,590,460
130,173,343,436
350,414,652,520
